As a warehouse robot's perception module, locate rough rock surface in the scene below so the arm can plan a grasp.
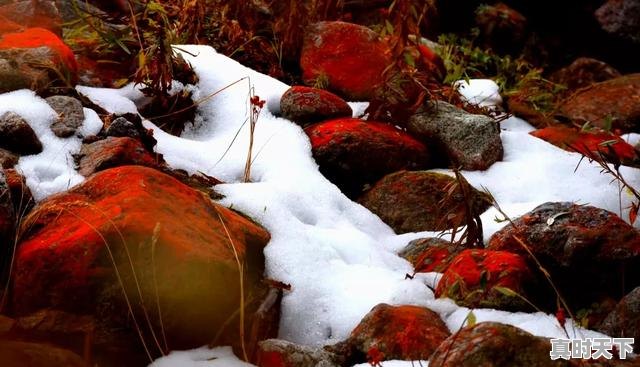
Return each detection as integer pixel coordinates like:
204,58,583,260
399,237,466,273
408,101,503,170
12,165,272,351
488,202,640,308
45,95,85,138
358,170,491,233
330,303,450,363
280,86,352,126
75,137,161,176
550,57,621,91
301,21,391,100
305,119,430,197
596,0,640,44
256,339,342,367
557,74,640,133
0,111,42,155
598,287,640,353
435,249,538,311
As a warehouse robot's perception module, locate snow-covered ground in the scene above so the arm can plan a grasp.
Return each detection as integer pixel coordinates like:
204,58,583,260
4,46,639,366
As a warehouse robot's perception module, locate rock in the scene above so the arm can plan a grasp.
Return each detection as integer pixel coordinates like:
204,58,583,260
329,304,450,363
0,28,77,92
0,170,14,269
105,116,139,138
550,57,621,91
45,95,85,137
399,237,466,273
0,111,42,155
598,287,640,353
358,171,491,233
488,202,640,308
280,86,352,126
557,74,640,133
305,119,430,197
435,249,538,311
75,137,161,176
408,101,503,170
596,0,640,44
0,148,18,169
429,322,567,367
475,3,528,54
0,0,62,35
530,126,638,166
301,21,391,101
256,339,342,367
12,165,272,352
4,168,34,218
0,339,87,367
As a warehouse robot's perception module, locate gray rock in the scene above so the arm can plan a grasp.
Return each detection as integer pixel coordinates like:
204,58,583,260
596,0,640,44
105,117,140,138
0,148,19,169
408,101,503,170
598,287,640,353
46,96,85,137
0,47,56,94
0,112,42,155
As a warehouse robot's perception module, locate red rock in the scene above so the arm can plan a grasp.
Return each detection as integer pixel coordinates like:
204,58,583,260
0,339,87,367
280,86,352,126
358,171,491,233
557,74,640,133
329,304,450,362
305,118,430,197
4,168,34,217
301,21,392,101
488,202,640,309
550,57,621,91
530,126,638,164
75,137,162,176
0,27,77,76
0,0,62,36
399,238,466,273
435,249,537,311
429,322,565,367
0,14,23,34
12,166,272,352
475,3,527,54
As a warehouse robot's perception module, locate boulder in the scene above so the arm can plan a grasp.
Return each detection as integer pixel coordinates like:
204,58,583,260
0,339,87,367
305,119,430,197
475,3,528,54
300,21,391,101
488,202,640,308
429,322,568,367
358,171,491,233
530,126,638,166
256,339,342,367
45,95,85,138
435,249,538,311
399,237,466,273
12,165,272,353
408,101,503,170
329,304,450,363
557,74,640,133
280,86,352,126
0,111,42,155
550,57,621,91
595,0,640,44
598,287,640,353
0,27,77,92
0,0,62,35
75,137,162,176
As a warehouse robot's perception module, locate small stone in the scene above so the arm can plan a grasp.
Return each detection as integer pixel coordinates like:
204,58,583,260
0,148,19,169
45,95,85,137
105,116,140,138
0,111,42,155
280,86,352,126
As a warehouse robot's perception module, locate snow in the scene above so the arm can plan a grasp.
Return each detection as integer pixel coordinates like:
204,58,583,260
148,347,253,367
6,45,638,366
455,79,503,107
0,89,102,200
